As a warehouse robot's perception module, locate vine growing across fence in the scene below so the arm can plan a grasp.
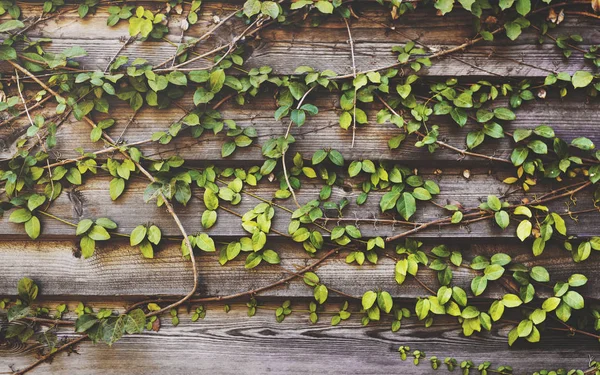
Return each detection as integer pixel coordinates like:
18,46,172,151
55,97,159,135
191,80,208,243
1,0,600,373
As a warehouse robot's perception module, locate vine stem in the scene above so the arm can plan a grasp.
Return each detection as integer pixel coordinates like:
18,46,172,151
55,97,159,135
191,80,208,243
385,180,593,242
8,59,196,317
14,70,55,201
282,85,316,208
126,245,343,312
343,17,358,148
376,94,512,164
12,335,88,375
153,8,241,69
564,10,600,19
334,26,505,80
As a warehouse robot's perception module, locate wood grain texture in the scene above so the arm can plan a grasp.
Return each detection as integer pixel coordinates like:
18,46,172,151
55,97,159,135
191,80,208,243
0,239,596,299
2,2,598,78
1,304,597,375
0,168,597,239
2,91,599,164
2,3,600,374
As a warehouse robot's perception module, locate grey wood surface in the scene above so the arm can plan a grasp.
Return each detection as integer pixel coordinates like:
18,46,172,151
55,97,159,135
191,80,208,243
0,168,597,239
2,92,600,163
2,303,597,375
2,3,597,77
2,2,600,374
0,239,595,299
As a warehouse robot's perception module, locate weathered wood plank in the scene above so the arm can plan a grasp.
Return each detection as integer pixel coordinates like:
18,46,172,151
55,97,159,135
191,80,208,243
2,304,596,374
1,92,599,164
0,168,597,239
2,2,598,78
0,238,595,299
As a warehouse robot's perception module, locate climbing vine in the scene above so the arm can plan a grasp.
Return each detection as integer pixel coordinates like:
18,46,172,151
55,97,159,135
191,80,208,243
1,0,600,374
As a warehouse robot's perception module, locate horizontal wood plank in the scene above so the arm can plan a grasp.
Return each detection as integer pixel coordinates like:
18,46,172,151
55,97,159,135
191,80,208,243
0,239,595,299
0,168,597,239
1,92,599,164
1,2,598,78
1,303,597,374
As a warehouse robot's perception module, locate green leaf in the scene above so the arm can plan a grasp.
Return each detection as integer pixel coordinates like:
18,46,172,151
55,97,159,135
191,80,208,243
348,161,362,177
396,84,411,99
542,297,561,312
511,147,529,166
130,225,147,246
261,1,280,18
243,0,261,17
572,71,593,88
80,236,96,258
167,71,187,86
517,319,533,337
9,208,32,224
222,141,236,157
504,22,522,41
27,194,46,211
109,178,125,200
139,240,154,258
124,309,146,334
0,45,17,61
314,284,328,304
495,210,510,229
489,300,505,321
487,195,502,211
96,218,117,230
568,274,588,287
530,266,549,282
502,294,522,308
196,233,216,252
493,107,516,121
76,219,94,236
516,220,532,241
515,0,530,15
362,291,377,310
434,0,454,15
380,191,400,212
571,137,595,151
471,275,488,296
201,210,217,229
88,225,111,241
147,225,161,245
412,187,432,201
315,0,334,13
0,19,25,32
209,69,226,93
483,264,504,281
328,150,344,166
75,314,99,333
291,109,306,126
378,291,394,313
17,277,38,303
262,249,280,264
204,189,219,210
452,286,468,307
396,192,416,221
466,131,484,149
453,92,473,108
563,291,584,310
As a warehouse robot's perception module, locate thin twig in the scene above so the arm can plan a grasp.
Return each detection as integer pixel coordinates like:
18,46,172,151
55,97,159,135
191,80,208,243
104,36,134,73
12,335,88,375
8,60,197,319
14,70,55,201
282,86,316,208
343,17,358,148
376,94,512,164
